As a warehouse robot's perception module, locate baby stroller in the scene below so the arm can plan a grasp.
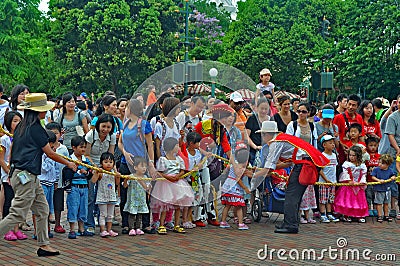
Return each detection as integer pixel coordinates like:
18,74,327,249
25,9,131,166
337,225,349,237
251,145,286,222
252,171,286,222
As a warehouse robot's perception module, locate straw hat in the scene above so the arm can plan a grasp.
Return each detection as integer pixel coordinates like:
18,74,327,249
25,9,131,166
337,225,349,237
256,121,279,133
18,93,55,112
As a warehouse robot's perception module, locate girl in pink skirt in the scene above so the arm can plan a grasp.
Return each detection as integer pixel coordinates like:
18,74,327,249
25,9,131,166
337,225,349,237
150,137,194,234
334,145,369,223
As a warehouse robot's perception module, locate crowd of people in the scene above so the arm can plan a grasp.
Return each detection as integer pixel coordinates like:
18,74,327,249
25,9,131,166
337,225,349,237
0,67,399,256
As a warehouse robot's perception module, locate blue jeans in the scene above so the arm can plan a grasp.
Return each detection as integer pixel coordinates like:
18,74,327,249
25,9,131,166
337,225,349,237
85,181,98,229
67,186,88,223
41,184,54,215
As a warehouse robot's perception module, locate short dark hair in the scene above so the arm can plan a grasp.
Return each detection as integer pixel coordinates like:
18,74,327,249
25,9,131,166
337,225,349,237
298,102,310,112
291,98,300,104
186,131,202,144
95,113,115,135
45,122,62,133
348,94,361,106
46,130,57,143
163,137,178,153
347,123,362,134
71,136,86,148
191,95,206,104
100,152,115,166
336,93,348,103
371,98,383,109
365,136,379,146
235,149,250,164
133,156,147,168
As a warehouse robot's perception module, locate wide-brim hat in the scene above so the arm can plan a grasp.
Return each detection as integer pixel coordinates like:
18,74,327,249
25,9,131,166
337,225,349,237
18,93,55,112
256,121,279,133
259,68,272,76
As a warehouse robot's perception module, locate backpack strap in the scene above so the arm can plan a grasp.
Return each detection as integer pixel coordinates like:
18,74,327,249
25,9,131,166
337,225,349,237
78,111,82,126
293,120,298,134
342,112,350,129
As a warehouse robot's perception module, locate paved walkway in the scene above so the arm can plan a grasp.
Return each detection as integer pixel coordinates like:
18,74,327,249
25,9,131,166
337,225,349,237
0,208,399,265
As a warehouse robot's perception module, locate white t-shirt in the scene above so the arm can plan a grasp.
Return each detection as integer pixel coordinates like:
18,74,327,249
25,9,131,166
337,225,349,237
318,152,337,183
176,110,202,130
154,119,180,156
256,82,275,94
0,135,11,182
187,149,203,170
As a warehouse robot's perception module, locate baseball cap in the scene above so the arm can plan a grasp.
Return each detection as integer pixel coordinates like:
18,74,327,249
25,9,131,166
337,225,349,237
229,91,244,103
321,134,335,144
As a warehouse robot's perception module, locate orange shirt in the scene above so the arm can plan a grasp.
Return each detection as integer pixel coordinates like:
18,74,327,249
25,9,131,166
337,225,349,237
146,91,157,107
234,109,248,138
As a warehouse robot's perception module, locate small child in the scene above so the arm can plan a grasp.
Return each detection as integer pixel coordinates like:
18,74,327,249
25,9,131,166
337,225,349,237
220,142,251,230
371,154,397,222
92,152,120,237
318,135,339,223
365,137,380,216
123,156,150,236
334,145,369,222
45,122,69,234
0,111,27,241
184,131,206,229
33,130,58,239
151,137,194,235
342,123,365,149
64,136,94,239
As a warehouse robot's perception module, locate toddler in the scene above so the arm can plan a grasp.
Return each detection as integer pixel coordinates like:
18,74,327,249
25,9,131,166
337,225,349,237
123,157,150,236
92,152,120,237
371,154,397,222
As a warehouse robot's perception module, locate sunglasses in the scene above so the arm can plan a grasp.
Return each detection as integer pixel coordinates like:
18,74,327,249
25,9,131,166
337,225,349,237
297,110,308,114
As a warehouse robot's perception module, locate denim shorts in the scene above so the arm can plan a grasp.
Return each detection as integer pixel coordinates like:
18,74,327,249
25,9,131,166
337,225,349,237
66,186,88,223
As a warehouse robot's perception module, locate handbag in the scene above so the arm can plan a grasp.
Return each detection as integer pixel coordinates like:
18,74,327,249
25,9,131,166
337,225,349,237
292,147,318,186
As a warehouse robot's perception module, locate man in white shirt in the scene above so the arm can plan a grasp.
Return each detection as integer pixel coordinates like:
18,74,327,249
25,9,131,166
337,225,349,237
176,95,206,130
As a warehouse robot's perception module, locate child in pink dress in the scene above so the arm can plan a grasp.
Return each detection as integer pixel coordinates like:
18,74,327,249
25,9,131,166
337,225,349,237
151,137,194,234
334,145,369,222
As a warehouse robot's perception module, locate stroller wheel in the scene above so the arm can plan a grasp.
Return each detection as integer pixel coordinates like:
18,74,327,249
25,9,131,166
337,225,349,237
252,199,262,222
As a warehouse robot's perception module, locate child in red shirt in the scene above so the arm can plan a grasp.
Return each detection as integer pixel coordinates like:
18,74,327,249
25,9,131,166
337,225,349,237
365,137,380,216
342,123,365,149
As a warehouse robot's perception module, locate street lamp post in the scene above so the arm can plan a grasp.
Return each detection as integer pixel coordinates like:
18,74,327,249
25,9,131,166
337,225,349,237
209,68,218,97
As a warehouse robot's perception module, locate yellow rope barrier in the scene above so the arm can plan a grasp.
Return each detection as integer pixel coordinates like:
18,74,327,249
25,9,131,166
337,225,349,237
0,125,205,181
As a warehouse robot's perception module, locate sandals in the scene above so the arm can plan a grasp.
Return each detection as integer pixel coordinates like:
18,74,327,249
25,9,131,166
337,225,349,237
377,216,383,223
384,216,393,222
157,226,167,235
173,225,186,234
342,217,352,222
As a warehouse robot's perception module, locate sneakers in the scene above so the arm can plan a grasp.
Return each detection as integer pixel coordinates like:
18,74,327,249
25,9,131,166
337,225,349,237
108,230,118,237
396,214,400,220
68,231,77,239
308,218,317,224
86,227,95,234
100,231,109,238
54,225,66,233
320,215,330,223
78,230,94,236
14,230,28,240
238,223,249,230
164,222,175,231
4,231,17,241
182,222,196,229
48,232,54,238
300,217,308,224
219,221,231,228
328,214,339,223
207,219,220,226
128,229,136,236
112,219,119,226
151,221,160,230
193,220,206,227
135,229,144,235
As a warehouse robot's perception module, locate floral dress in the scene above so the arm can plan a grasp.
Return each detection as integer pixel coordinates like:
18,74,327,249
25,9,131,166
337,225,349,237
124,176,149,214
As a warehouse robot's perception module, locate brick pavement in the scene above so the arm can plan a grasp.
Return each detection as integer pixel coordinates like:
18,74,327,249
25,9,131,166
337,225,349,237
0,208,399,265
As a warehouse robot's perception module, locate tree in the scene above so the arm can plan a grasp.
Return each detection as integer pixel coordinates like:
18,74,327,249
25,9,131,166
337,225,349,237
219,0,345,93
332,0,400,99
